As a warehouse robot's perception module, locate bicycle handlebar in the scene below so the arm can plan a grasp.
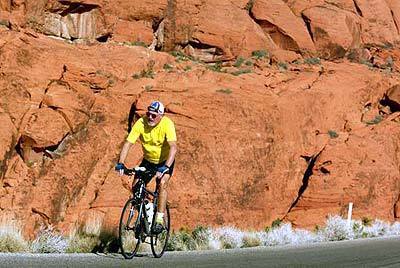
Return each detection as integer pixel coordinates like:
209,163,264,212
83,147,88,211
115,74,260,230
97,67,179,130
124,166,147,176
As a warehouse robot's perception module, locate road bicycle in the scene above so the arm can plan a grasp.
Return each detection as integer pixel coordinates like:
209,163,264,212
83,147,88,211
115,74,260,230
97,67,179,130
118,166,170,258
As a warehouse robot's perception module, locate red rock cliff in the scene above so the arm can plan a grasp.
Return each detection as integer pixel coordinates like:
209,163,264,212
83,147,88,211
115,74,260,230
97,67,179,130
0,0,399,236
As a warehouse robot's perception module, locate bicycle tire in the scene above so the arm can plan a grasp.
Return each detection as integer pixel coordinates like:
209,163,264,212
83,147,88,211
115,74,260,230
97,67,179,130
150,204,170,258
119,198,142,259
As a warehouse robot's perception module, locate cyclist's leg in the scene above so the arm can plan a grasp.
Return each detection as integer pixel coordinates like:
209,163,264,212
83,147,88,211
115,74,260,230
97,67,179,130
155,161,174,222
157,174,170,214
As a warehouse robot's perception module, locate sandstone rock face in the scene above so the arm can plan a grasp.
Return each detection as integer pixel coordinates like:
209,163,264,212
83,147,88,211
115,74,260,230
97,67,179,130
1,0,400,60
0,110,17,179
0,1,400,237
302,6,361,59
251,0,315,53
354,0,399,45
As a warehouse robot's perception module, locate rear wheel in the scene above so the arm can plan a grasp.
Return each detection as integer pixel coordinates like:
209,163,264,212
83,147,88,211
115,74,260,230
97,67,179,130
119,198,142,259
151,205,170,258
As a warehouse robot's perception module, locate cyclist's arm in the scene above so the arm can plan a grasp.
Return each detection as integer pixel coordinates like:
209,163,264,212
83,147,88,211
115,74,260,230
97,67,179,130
119,118,142,164
118,141,133,164
165,141,177,168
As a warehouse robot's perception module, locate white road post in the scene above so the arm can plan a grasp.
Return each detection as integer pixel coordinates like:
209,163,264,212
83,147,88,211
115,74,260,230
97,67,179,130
347,202,353,227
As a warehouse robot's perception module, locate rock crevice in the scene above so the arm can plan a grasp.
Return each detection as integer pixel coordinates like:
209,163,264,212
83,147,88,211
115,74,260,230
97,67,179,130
285,147,326,216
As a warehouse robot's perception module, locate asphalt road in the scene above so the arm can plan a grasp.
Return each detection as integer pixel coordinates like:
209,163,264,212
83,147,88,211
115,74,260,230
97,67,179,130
0,236,399,268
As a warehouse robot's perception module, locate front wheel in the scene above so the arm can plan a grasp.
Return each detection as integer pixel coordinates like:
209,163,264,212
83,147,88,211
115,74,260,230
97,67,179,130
119,198,142,259
150,205,170,258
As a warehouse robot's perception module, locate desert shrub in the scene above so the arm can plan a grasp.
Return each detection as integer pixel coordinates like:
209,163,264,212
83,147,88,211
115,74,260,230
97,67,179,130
362,220,390,238
216,88,232,94
207,61,225,72
278,62,288,71
163,63,173,71
67,234,99,253
365,115,383,125
328,130,339,138
167,228,197,251
387,222,400,236
271,219,282,228
304,57,321,65
170,51,193,62
245,0,255,12
362,217,373,226
31,226,68,253
245,60,253,66
215,227,244,249
231,69,252,76
319,215,354,241
264,224,296,246
132,61,155,79
252,50,268,59
132,69,155,79
0,222,28,252
233,57,245,68
184,65,192,71
242,233,261,248
192,226,211,250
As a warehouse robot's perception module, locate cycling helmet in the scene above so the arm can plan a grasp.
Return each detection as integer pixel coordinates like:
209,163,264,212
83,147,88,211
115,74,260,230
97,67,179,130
147,101,165,114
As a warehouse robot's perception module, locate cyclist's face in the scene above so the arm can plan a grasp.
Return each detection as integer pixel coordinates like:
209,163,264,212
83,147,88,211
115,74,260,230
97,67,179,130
146,111,162,126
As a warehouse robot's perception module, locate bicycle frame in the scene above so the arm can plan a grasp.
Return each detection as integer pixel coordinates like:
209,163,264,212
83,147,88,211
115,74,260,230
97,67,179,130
130,172,160,237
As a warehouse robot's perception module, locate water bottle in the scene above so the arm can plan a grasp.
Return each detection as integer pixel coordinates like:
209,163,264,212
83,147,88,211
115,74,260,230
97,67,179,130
145,201,154,226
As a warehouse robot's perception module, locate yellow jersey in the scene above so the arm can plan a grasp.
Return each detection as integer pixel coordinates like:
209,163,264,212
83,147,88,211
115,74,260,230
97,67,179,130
127,116,177,164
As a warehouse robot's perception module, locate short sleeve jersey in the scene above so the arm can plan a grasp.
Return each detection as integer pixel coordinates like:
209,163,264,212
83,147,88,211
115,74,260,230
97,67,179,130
127,116,177,164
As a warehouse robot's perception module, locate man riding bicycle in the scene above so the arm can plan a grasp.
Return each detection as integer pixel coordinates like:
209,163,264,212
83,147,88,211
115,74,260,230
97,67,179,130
115,100,177,234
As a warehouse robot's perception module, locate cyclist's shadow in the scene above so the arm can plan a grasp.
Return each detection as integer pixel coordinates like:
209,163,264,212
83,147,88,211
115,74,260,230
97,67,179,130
93,252,151,259
91,240,151,259
127,100,140,134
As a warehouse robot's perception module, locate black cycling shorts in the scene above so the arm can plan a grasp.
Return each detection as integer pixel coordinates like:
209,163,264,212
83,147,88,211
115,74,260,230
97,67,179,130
137,159,175,184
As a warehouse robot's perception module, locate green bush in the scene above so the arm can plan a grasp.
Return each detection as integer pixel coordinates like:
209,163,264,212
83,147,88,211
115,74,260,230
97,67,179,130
245,60,254,66
132,61,155,79
304,57,321,65
328,130,339,139
192,226,211,250
366,115,383,125
170,51,193,62
231,69,252,76
67,234,99,253
163,63,173,71
271,219,282,228
207,61,224,72
0,226,29,253
252,50,268,59
216,88,232,94
167,228,197,251
30,226,68,253
278,62,288,71
233,57,245,68
362,217,373,226
245,0,255,12
242,234,260,248
145,85,153,91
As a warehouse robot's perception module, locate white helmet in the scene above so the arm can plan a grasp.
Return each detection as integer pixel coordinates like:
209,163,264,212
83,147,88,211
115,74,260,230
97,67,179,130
147,101,165,114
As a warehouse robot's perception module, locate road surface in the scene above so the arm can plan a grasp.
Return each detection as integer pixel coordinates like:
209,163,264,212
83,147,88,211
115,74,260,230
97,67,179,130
0,236,399,267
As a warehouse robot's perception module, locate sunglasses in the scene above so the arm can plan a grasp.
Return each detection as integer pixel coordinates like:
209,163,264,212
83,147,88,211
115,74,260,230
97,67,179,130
146,112,158,119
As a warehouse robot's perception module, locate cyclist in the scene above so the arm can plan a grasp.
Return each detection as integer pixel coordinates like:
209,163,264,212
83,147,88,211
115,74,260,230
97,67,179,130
115,100,177,234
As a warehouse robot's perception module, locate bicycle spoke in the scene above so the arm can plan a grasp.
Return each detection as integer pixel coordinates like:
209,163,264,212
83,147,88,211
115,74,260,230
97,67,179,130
151,206,170,258
119,199,142,259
